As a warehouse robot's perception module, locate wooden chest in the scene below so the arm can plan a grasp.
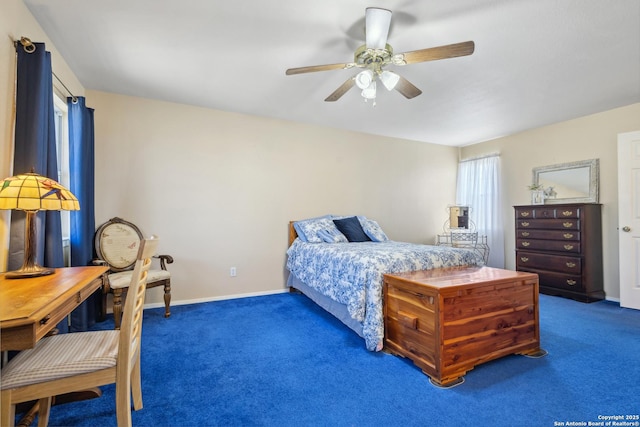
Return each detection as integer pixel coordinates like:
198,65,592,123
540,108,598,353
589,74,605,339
383,266,543,387
514,204,604,302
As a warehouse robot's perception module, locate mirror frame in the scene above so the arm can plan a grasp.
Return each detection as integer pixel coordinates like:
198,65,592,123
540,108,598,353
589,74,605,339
532,158,599,204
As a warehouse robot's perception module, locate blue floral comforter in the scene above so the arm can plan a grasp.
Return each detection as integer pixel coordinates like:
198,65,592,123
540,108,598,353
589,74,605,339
286,240,485,351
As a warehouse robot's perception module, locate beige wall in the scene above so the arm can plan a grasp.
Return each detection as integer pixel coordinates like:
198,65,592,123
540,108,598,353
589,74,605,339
3,0,638,306
460,103,640,300
0,0,84,269
89,90,459,305
1,1,459,308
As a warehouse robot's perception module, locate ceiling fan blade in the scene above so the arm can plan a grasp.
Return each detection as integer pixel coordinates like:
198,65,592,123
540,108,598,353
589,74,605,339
286,62,354,75
395,76,422,99
397,41,475,65
325,78,356,102
365,7,392,49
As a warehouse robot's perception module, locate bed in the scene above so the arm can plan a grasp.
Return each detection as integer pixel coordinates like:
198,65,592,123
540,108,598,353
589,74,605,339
285,216,485,351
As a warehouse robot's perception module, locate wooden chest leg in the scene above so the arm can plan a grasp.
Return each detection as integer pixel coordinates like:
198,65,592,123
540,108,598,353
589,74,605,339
428,375,465,388
521,348,548,358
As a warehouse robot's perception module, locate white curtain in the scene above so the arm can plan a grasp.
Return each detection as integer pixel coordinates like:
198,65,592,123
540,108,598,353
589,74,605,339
456,155,504,268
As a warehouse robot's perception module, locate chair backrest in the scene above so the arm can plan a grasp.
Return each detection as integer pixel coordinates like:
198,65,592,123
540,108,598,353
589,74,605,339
95,217,145,272
117,236,159,377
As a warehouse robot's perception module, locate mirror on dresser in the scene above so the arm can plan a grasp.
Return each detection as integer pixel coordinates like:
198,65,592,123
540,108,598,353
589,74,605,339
532,159,599,204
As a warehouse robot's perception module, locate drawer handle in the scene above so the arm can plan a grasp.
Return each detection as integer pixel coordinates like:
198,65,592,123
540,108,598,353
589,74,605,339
566,262,576,268
521,221,530,227
521,241,530,247
563,222,574,228
40,315,51,325
521,231,530,237
520,257,529,262
566,279,577,286
520,212,530,217
564,244,574,250
562,211,574,217
563,233,574,239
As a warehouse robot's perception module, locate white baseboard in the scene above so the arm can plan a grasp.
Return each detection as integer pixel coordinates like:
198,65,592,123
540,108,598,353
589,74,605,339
138,289,623,313
142,288,290,311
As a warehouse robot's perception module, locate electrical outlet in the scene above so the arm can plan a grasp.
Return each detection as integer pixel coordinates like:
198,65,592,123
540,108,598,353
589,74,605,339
230,267,237,277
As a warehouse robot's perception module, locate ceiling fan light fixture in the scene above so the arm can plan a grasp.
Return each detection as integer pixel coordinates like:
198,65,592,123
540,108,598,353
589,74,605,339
355,69,375,89
379,70,400,91
361,80,377,100
365,8,392,50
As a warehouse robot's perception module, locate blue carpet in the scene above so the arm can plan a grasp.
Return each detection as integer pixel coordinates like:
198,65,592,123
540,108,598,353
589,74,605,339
39,293,640,427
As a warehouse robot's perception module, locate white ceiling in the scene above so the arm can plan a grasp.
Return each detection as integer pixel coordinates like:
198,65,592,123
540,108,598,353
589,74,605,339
23,0,640,147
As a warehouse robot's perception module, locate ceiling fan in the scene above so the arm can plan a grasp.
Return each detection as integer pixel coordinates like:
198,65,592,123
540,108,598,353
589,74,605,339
285,7,475,104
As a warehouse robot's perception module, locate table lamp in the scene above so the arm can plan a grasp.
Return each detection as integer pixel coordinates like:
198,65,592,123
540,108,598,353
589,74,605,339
0,172,79,279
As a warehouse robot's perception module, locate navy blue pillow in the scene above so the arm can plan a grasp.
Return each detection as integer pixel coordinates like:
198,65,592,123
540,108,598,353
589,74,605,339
333,217,371,242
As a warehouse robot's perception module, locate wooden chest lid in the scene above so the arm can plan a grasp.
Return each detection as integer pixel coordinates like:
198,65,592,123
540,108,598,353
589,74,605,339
384,266,538,290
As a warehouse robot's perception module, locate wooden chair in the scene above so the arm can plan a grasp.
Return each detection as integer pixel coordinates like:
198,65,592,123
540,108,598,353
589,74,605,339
1,236,159,427
94,217,173,329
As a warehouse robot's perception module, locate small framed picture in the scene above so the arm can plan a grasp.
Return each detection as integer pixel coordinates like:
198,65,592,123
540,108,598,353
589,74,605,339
531,190,545,205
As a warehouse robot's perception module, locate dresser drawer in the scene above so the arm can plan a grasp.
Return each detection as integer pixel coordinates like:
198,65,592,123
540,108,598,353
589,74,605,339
516,239,581,253
515,208,535,218
517,268,583,291
538,207,581,219
555,207,581,219
538,271,584,291
532,208,559,219
515,206,581,219
516,219,580,231
516,251,581,274
516,229,580,241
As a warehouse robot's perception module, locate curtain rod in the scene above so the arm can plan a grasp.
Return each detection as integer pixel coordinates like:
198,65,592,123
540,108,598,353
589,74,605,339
459,152,500,163
16,36,78,103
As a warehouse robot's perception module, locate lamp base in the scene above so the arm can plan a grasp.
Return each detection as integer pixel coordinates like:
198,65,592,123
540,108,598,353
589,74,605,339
5,265,55,279
5,210,56,279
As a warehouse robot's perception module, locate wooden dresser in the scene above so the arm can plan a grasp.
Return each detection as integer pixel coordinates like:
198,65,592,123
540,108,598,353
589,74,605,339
514,203,604,302
383,266,543,387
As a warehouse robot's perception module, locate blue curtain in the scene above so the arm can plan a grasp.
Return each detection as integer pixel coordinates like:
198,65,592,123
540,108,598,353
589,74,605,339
11,41,67,332
68,96,98,331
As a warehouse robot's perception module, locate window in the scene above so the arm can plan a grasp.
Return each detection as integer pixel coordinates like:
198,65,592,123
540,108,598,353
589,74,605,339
53,93,70,265
456,154,504,268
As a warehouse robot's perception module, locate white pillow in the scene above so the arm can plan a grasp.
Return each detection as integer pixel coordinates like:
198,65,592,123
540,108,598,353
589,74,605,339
317,227,348,243
360,218,389,242
294,216,335,243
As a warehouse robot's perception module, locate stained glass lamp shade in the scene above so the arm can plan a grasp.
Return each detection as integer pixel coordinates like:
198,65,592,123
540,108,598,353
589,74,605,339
0,172,79,278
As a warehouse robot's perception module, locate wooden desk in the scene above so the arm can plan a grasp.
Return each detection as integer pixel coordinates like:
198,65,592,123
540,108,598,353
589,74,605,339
0,266,108,352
